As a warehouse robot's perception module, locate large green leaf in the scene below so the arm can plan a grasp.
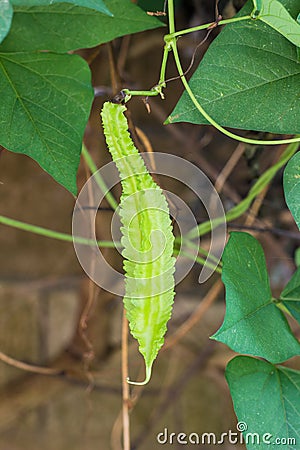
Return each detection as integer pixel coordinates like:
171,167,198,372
11,0,112,16
0,0,13,44
284,151,300,229
168,0,300,135
256,0,300,47
0,0,163,52
226,356,300,450
280,266,300,323
212,232,300,363
0,52,94,194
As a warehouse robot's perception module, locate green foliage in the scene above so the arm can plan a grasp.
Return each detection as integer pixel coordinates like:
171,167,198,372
226,356,300,449
0,0,13,44
254,0,300,47
0,52,93,194
2,0,161,52
11,0,112,16
0,0,162,192
213,232,300,362
101,102,175,385
284,151,300,229
168,0,300,135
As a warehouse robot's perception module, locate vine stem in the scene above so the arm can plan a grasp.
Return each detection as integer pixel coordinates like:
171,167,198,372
174,248,222,274
0,214,120,248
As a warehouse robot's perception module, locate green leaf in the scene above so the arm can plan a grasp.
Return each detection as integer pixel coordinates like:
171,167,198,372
212,232,300,363
226,356,300,449
11,0,113,16
284,151,300,229
0,52,94,194
256,0,300,47
0,0,13,44
168,0,300,135
0,0,163,52
280,266,300,323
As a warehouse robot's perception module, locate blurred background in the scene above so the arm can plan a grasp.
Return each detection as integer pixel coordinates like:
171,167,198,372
0,0,299,449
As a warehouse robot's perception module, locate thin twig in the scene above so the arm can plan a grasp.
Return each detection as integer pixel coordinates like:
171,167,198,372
214,142,246,194
228,223,300,241
122,310,130,450
245,145,285,228
163,280,223,352
0,350,63,376
110,411,123,450
77,160,99,390
135,126,156,171
117,35,132,75
108,42,122,94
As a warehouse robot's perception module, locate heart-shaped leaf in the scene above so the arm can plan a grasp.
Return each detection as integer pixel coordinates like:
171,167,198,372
212,232,300,363
0,0,163,52
0,52,94,194
226,356,300,449
168,0,300,135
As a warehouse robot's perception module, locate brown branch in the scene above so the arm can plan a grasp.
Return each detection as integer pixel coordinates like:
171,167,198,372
122,309,130,450
163,280,223,352
0,350,63,376
214,142,246,194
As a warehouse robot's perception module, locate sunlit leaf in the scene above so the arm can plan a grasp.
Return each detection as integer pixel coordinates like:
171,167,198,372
0,0,13,43
256,0,300,47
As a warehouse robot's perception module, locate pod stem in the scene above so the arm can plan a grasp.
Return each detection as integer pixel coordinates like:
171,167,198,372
127,363,153,386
